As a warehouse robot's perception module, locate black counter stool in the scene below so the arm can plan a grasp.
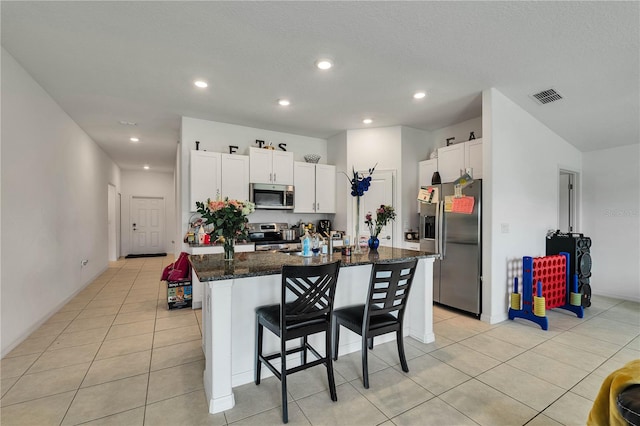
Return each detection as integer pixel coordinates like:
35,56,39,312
332,258,418,389
255,261,341,423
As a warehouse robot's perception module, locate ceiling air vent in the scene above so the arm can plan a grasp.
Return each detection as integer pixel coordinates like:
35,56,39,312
530,88,564,105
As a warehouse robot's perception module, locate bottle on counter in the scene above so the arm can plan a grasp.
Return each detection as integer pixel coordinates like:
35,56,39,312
302,232,311,257
198,226,205,244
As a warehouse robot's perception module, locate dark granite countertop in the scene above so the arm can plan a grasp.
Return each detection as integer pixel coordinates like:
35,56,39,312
189,247,438,282
188,242,254,248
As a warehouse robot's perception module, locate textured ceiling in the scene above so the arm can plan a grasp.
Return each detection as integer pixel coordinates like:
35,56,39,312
2,1,638,172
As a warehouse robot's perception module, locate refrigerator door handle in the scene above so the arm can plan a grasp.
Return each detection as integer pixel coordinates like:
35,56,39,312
439,200,445,257
434,200,440,255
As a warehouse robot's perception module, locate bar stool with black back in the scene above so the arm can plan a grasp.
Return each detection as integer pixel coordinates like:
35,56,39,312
332,258,418,389
254,260,341,423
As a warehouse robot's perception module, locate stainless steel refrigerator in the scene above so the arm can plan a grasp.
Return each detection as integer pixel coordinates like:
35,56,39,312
420,180,482,317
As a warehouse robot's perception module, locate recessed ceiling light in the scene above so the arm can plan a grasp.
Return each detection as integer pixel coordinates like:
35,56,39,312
130,137,139,142
194,80,208,88
278,99,290,106
363,118,373,124
118,120,137,126
316,59,333,70
413,91,426,99
143,165,150,170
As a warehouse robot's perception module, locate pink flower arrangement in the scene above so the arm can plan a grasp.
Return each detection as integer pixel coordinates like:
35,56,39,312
365,205,396,238
196,197,255,243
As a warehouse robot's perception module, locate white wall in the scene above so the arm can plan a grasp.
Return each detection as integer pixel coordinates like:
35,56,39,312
120,170,176,257
345,127,403,244
179,117,330,248
401,127,431,232
1,48,121,356
327,131,348,233
482,88,582,324
583,144,640,301
431,116,483,152
328,126,431,245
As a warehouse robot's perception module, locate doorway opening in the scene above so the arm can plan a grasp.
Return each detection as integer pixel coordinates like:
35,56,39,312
558,169,579,233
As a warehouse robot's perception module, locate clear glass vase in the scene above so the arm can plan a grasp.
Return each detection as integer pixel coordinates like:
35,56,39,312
354,196,363,254
223,238,235,261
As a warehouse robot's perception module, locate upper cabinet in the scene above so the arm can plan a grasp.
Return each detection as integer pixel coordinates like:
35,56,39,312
437,138,483,182
293,162,336,214
190,151,250,211
418,158,438,188
315,164,336,213
221,154,250,201
465,139,483,180
190,151,221,211
437,143,465,183
249,147,294,185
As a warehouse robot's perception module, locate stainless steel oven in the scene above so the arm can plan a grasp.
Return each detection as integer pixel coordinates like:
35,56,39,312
248,223,301,252
250,183,294,210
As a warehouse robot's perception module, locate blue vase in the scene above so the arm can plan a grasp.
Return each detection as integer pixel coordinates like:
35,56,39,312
368,237,379,250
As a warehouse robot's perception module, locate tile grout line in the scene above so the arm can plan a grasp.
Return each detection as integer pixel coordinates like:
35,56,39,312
0,267,120,413
57,261,130,425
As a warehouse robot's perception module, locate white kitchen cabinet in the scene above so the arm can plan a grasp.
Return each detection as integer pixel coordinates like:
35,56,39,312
465,138,483,179
418,159,438,187
437,143,465,183
315,164,336,213
221,154,250,201
294,162,316,213
437,138,483,182
191,152,251,211
249,147,294,184
190,150,221,211
293,162,336,213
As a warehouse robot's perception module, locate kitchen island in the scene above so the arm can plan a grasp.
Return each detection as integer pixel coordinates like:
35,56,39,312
189,247,437,414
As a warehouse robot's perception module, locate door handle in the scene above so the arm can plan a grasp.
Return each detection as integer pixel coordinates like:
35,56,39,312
438,201,444,259
316,202,319,211
386,235,391,240
273,173,277,182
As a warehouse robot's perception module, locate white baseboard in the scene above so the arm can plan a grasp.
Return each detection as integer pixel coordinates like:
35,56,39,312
1,265,109,357
481,312,508,325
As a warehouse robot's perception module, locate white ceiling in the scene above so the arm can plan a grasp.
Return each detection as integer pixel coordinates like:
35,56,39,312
2,1,638,173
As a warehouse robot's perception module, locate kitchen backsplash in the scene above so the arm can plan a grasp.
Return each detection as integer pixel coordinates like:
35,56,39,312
248,210,334,227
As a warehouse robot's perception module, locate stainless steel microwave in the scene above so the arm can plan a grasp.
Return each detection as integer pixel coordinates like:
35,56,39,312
250,183,295,210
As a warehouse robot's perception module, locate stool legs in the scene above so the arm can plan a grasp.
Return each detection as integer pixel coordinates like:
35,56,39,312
331,321,340,361
396,328,409,373
255,319,263,385
326,328,337,401
281,341,288,423
361,334,370,389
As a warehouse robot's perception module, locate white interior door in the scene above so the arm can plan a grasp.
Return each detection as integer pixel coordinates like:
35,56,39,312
131,196,165,255
356,170,394,247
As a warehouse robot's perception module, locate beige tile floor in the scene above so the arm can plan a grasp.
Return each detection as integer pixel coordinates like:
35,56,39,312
1,256,639,425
